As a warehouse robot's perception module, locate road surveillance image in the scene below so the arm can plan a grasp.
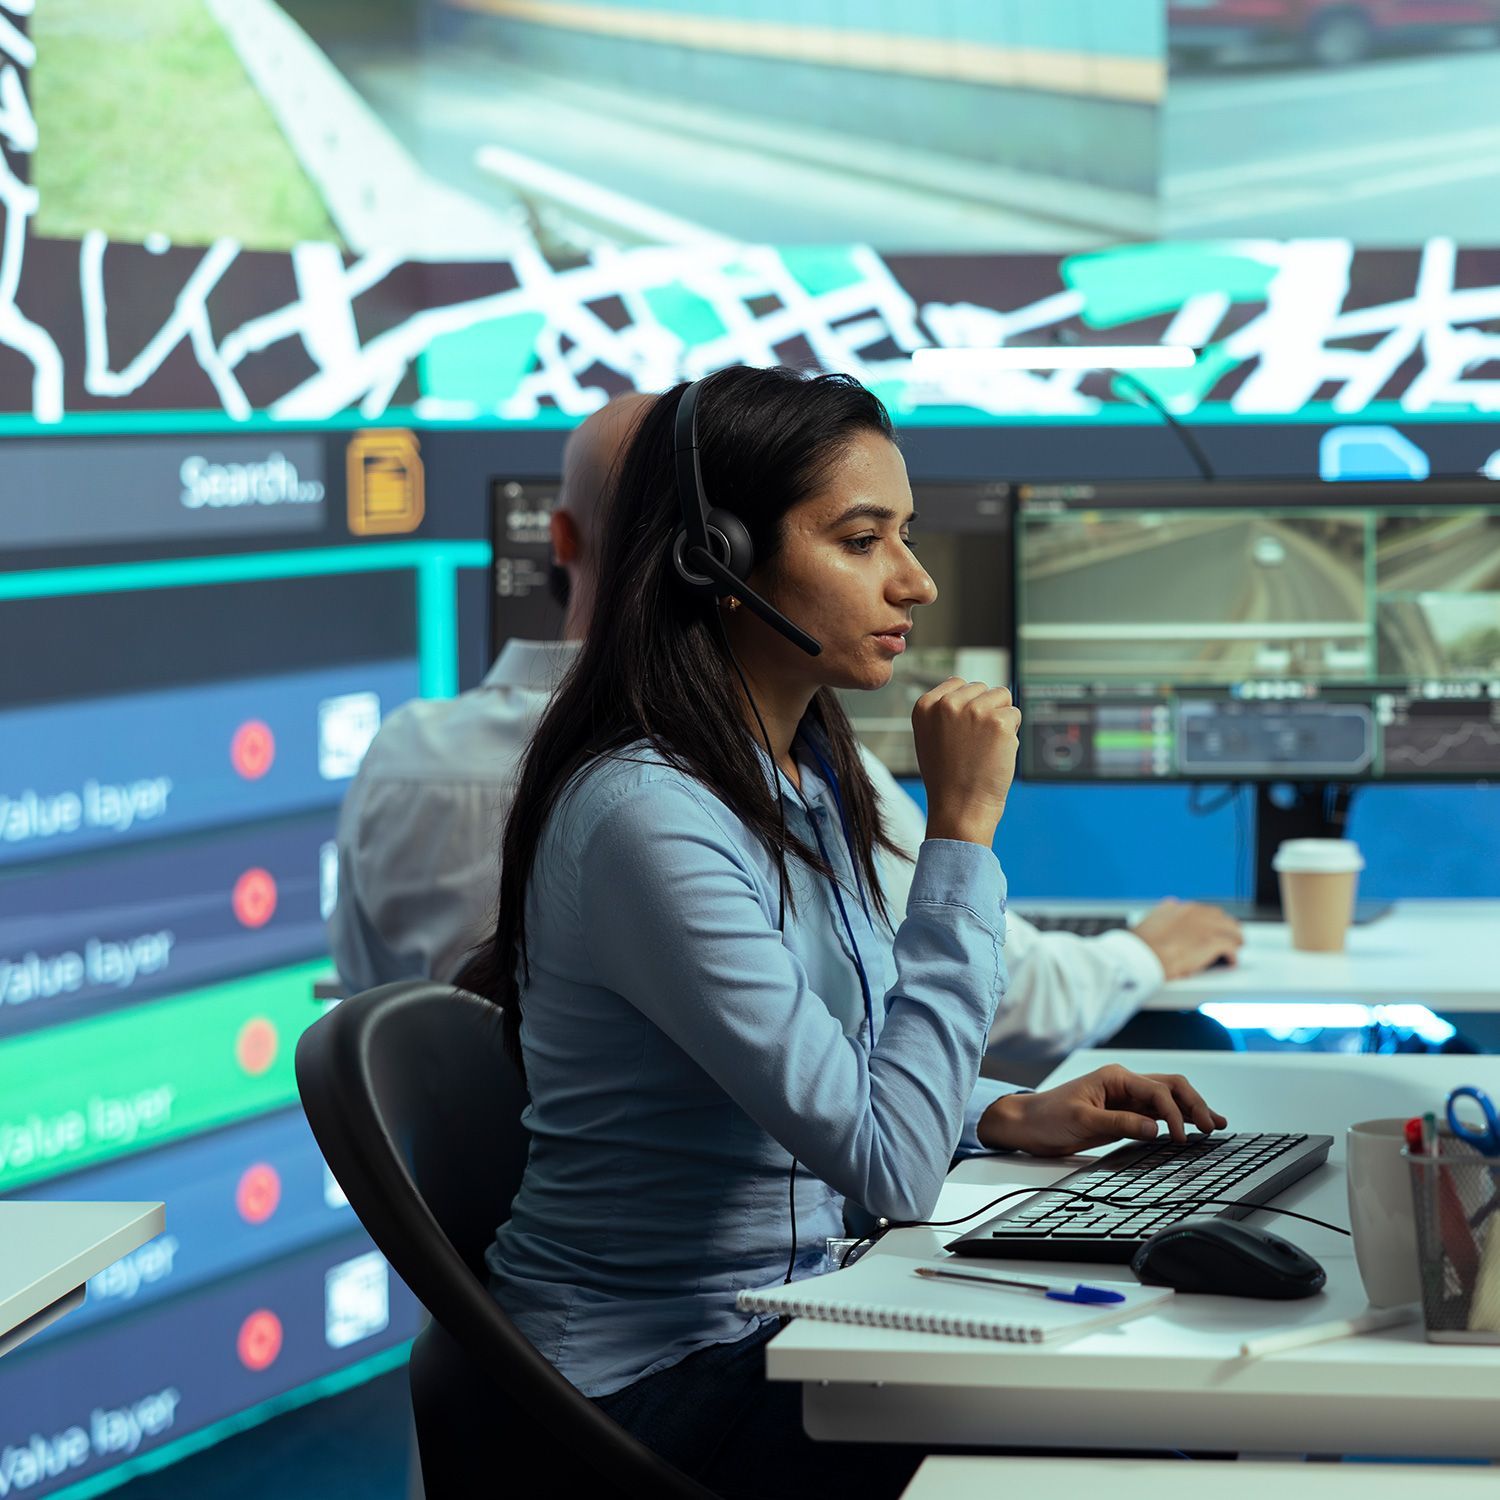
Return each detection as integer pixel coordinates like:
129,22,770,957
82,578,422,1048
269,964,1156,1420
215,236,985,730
1018,509,1368,684
1376,511,1500,592
1376,513,1500,680
1165,1,1500,243
1013,480,1500,783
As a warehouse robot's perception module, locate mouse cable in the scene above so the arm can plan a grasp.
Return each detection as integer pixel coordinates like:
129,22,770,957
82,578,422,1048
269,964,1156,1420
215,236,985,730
839,1185,1351,1269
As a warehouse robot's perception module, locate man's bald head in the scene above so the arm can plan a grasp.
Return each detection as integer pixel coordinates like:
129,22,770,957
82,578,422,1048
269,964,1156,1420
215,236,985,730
556,392,654,543
550,392,653,637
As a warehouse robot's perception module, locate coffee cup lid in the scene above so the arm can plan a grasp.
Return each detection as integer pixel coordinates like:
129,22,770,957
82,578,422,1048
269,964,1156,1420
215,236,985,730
1272,837,1364,874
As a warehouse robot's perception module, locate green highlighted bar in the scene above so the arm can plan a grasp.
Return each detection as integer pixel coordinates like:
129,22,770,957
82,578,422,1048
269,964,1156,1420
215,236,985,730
0,960,327,1192
1094,731,1160,749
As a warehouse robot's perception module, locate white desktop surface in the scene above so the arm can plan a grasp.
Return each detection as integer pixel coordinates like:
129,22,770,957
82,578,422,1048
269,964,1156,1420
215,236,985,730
1158,900,1500,1010
0,1201,164,1357
767,1050,1500,1459
902,1457,1499,1500
1020,900,1500,1010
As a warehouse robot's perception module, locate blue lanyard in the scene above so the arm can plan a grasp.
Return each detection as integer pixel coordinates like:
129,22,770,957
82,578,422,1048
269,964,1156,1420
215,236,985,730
799,735,875,932
790,734,875,1050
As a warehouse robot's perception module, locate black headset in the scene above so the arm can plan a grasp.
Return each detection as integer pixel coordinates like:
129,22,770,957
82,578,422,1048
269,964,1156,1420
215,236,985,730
671,377,822,657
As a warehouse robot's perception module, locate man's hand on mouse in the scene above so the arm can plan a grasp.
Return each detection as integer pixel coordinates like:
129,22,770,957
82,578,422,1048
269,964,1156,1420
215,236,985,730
977,1064,1229,1156
1130,899,1243,978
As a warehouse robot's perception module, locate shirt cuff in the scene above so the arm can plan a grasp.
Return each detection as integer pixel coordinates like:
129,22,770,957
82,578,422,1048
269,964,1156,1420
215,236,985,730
910,839,1006,936
956,1075,1027,1157
1094,928,1165,1004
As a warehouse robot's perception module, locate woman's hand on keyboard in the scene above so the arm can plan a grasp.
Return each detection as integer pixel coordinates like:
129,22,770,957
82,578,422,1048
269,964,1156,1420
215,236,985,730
976,1065,1229,1156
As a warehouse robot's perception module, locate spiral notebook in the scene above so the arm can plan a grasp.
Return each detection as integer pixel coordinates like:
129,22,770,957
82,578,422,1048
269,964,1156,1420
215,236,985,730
737,1255,1172,1345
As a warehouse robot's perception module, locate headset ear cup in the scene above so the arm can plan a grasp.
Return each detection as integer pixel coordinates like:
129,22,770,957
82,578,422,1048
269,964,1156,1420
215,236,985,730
705,508,755,582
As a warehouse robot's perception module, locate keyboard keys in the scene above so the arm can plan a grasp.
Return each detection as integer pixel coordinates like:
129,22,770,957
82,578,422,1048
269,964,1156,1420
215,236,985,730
967,1132,1329,1253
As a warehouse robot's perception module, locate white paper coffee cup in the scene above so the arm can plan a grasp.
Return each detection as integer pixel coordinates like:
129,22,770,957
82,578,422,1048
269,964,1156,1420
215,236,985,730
1347,1117,1422,1307
1273,838,1364,952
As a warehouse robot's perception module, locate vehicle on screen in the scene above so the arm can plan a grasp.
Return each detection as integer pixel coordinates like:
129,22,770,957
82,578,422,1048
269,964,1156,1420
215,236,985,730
1169,0,1500,66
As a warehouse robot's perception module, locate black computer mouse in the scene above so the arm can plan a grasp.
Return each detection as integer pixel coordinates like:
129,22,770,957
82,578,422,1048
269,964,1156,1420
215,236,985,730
1130,1218,1326,1299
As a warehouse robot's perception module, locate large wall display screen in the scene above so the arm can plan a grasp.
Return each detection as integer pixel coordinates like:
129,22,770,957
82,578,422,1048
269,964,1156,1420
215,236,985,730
0,423,481,1494
0,5,1497,433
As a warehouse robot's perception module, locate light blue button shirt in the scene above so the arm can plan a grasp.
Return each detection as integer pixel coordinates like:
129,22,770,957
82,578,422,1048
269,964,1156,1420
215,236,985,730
488,728,1016,1397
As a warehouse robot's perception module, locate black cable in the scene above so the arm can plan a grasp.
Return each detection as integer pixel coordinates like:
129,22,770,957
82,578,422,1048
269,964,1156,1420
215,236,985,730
1188,783,1238,817
838,1183,1350,1269
1109,368,1218,484
1187,782,1248,904
712,608,800,1281
714,610,788,931
1051,327,1218,484
1234,786,1249,905
787,1156,800,1285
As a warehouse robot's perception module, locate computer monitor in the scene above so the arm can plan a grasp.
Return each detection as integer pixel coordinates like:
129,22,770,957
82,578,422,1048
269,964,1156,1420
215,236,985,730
836,481,1011,776
488,476,567,661
1012,477,1500,907
486,477,1014,779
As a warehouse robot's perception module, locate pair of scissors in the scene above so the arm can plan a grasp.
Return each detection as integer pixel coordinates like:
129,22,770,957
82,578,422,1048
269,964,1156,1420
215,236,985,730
1446,1087,1500,1233
1446,1086,1500,1157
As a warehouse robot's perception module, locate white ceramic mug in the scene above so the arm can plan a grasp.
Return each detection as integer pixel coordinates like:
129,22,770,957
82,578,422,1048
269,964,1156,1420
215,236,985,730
1347,1117,1422,1307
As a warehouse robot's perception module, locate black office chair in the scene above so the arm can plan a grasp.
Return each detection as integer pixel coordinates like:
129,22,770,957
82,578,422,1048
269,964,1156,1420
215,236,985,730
294,980,716,1499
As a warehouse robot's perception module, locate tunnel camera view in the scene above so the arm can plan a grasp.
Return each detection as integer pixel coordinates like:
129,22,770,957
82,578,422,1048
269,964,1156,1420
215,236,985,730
1018,511,1369,684
1376,513,1500,679
1378,596,1500,679
1013,484,1500,783
1164,2,1500,243
1376,511,1500,592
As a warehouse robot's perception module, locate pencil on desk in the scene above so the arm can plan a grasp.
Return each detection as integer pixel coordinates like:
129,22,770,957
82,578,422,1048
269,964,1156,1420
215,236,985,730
1238,1304,1415,1359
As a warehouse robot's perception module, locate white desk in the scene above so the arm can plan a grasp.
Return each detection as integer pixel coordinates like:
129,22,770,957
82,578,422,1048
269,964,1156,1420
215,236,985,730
1158,901,1500,1011
1020,900,1500,1010
903,1457,1498,1499
768,1050,1500,1460
0,1202,164,1358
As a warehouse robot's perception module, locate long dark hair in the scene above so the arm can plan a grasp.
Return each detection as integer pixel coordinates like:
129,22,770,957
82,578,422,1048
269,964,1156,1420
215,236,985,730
456,366,908,1069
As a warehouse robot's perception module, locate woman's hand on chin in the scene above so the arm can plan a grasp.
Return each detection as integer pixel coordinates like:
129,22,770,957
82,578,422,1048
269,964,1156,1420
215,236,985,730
977,1065,1228,1156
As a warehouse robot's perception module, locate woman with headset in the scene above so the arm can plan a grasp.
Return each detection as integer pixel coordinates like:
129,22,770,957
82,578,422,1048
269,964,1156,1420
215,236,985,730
458,366,1225,1498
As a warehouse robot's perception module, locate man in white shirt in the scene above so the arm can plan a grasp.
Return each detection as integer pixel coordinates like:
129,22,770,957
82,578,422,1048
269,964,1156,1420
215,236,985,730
330,395,1242,1061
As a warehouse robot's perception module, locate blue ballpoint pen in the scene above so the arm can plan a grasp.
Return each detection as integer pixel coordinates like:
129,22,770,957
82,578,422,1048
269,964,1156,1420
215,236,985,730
914,1266,1125,1304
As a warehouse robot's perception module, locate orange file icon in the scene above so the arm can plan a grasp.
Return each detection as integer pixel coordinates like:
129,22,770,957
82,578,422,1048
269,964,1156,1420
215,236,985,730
347,429,424,535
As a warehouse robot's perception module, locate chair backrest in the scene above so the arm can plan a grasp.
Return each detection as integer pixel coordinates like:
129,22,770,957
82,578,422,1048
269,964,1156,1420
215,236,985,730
295,981,715,1500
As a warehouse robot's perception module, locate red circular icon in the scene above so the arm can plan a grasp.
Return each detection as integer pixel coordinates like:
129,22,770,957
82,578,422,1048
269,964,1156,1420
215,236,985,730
236,1163,282,1225
235,1017,280,1077
236,1309,283,1372
232,868,278,929
231,720,276,780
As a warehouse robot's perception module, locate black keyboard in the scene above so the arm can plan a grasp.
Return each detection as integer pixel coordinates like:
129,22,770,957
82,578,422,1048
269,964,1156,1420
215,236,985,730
1015,912,1128,938
947,1131,1333,1264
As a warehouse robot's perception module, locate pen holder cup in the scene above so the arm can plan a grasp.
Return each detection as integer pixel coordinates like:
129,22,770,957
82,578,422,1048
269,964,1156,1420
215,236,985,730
1406,1142,1500,1344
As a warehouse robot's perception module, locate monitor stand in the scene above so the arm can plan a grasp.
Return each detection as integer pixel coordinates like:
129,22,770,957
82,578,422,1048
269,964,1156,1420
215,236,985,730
1236,782,1389,925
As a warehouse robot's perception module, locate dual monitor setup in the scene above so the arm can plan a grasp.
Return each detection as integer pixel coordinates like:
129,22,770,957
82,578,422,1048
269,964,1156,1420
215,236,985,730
490,475,1500,916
